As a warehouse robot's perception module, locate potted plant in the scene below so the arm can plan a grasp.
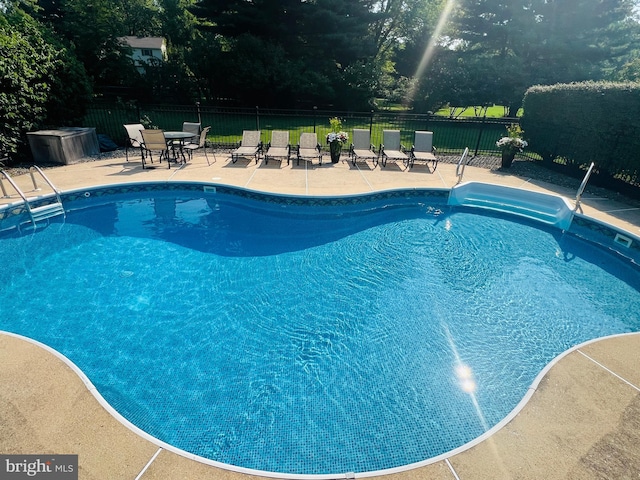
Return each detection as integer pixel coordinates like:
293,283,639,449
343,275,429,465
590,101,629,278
326,117,348,163
496,124,528,168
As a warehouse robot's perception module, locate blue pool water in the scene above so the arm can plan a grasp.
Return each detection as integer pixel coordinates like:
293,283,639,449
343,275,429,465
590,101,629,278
1,186,640,475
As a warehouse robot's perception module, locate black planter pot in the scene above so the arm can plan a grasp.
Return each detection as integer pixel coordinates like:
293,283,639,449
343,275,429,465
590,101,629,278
501,150,516,168
329,141,342,163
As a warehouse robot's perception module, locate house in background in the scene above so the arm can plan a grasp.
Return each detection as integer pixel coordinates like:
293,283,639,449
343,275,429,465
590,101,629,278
119,36,167,74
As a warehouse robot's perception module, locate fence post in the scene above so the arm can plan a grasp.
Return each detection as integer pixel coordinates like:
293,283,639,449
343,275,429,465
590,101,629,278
369,110,374,133
474,115,486,156
313,106,317,133
256,106,260,131
196,102,201,124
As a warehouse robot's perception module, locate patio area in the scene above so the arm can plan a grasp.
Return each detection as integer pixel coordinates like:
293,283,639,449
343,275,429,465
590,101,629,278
1,149,640,479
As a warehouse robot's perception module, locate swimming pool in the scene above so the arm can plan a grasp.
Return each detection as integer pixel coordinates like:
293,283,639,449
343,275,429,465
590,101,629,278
1,183,640,476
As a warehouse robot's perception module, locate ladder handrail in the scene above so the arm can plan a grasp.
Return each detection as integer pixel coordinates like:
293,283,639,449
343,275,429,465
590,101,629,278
455,147,470,184
574,162,595,212
1,166,66,226
0,174,9,198
0,170,36,224
29,165,63,204
0,170,31,204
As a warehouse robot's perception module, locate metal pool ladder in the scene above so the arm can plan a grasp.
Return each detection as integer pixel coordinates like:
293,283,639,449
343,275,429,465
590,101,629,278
455,147,470,184
574,162,595,213
1,166,66,226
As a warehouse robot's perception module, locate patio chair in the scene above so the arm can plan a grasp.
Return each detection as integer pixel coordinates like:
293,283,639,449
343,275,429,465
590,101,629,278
140,129,171,168
409,131,438,170
184,126,215,165
181,122,201,145
297,132,322,165
231,130,262,164
264,130,291,165
379,129,409,168
349,129,378,166
124,123,146,163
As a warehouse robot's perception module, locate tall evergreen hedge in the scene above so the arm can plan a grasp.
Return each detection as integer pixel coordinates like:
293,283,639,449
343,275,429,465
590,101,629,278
521,82,640,182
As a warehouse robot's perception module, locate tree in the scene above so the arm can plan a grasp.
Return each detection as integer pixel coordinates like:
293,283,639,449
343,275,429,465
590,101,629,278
35,0,213,104
426,0,639,114
370,0,445,61
389,0,462,110
159,0,201,47
28,0,161,95
0,8,63,155
57,0,150,87
40,30,93,127
615,57,640,81
0,0,93,159
408,49,500,113
190,0,378,108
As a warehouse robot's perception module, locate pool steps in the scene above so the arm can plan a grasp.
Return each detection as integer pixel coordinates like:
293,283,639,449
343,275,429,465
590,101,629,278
448,181,575,230
1,166,66,226
29,202,66,222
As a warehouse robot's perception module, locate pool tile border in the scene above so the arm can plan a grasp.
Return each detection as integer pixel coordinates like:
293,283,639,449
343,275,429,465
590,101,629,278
2,181,638,264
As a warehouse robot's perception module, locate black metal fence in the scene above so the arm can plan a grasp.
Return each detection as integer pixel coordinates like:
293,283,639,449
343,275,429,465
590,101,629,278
83,102,518,156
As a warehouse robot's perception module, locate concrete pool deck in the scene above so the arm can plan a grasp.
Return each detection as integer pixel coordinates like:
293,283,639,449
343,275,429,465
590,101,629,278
1,151,640,479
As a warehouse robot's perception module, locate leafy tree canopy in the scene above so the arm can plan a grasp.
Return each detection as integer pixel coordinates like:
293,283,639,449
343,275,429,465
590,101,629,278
190,0,379,108
410,0,639,114
0,11,52,154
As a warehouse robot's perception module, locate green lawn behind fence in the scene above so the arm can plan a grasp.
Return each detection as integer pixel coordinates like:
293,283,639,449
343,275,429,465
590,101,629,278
434,105,524,118
84,105,513,155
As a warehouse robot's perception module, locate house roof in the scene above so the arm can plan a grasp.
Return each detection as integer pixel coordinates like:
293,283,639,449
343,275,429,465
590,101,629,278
119,36,165,50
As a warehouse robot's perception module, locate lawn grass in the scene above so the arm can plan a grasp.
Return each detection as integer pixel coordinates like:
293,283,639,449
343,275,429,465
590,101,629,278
203,113,507,154
85,104,511,154
375,101,524,118
434,105,524,118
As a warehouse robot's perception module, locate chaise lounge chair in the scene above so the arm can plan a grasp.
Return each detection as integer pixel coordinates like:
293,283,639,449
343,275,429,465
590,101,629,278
349,129,378,166
409,131,438,170
297,132,322,165
264,130,291,165
231,130,262,164
379,129,409,168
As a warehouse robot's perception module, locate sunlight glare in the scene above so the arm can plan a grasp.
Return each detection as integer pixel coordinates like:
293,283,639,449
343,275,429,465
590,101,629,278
442,323,489,431
404,0,457,107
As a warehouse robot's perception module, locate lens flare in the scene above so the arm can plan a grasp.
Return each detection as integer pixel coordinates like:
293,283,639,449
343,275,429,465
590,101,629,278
456,364,477,393
404,0,457,107
442,323,489,431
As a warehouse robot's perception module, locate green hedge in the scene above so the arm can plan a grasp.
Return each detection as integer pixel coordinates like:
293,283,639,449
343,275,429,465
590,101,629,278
521,82,640,182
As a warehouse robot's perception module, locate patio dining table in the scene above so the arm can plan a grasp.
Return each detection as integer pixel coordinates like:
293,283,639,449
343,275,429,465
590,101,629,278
164,131,194,163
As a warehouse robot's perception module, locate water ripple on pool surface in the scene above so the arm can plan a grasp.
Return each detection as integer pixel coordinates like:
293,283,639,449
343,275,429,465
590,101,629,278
1,190,640,475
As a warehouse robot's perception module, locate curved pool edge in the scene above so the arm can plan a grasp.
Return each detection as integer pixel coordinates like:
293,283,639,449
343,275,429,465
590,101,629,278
0,331,298,479
2,329,639,479
366,330,640,478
